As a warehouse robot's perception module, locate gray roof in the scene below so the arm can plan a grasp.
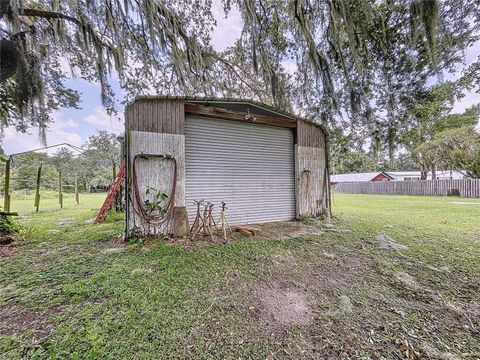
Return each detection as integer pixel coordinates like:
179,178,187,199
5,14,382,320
129,95,328,133
330,172,392,183
386,170,466,179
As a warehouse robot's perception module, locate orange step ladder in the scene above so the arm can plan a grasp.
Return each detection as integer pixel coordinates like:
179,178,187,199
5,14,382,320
94,164,126,224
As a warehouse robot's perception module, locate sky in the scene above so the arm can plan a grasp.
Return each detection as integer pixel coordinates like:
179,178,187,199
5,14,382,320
3,3,479,155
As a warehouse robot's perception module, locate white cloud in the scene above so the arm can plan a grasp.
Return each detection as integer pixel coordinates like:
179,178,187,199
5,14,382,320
451,91,480,114
83,106,124,133
211,1,243,51
3,113,82,155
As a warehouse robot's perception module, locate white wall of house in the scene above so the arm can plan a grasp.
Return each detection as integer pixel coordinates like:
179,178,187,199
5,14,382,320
386,170,467,181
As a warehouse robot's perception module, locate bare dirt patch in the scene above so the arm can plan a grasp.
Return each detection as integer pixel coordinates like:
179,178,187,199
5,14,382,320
131,268,153,276
394,271,423,291
251,246,364,333
0,303,64,343
0,243,19,257
0,233,15,246
0,229,20,257
100,236,128,254
255,281,313,328
376,232,408,250
256,221,324,240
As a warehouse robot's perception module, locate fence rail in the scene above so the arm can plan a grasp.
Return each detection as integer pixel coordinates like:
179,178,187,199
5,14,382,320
332,179,480,198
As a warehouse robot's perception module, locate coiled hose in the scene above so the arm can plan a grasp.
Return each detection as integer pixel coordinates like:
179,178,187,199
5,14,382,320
131,153,177,227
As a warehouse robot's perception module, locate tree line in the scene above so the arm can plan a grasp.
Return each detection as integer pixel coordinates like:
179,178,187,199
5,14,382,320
1,1,479,177
1,131,120,192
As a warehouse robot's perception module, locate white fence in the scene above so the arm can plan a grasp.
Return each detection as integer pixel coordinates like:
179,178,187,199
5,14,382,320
332,179,480,198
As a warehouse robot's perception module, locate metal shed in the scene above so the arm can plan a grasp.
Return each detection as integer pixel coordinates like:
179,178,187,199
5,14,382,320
124,96,330,237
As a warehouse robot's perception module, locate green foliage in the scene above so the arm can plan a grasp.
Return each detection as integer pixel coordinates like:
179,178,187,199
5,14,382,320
4,130,120,192
432,105,479,134
143,186,168,216
0,0,216,136
1,0,479,152
433,125,480,178
0,214,19,235
414,104,480,177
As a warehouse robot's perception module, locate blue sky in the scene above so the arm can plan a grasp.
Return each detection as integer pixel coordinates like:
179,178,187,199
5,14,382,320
3,3,479,155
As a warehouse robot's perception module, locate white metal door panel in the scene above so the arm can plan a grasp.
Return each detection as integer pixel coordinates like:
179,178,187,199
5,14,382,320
185,116,295,224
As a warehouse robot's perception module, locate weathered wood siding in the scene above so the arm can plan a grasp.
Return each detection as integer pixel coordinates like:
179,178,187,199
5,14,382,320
297,120,325,148
126,98,184,134
295,120,328,217
333,179,480,198
127,131,185,233
125,99,186,233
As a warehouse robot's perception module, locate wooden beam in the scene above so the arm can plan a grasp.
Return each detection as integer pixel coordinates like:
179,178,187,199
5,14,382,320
0,212,18,216
185,103,297,128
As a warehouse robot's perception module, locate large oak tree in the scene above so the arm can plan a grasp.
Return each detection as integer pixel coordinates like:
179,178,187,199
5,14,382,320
1,0,479,162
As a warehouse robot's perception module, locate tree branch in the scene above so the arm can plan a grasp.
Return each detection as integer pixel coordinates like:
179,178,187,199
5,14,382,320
18,8,82,27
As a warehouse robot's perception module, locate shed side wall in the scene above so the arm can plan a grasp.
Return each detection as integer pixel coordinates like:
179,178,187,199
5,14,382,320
125,99,186,234
295,120,328,217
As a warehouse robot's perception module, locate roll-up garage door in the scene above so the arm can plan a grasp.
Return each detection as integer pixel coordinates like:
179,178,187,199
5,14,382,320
185,116,296,224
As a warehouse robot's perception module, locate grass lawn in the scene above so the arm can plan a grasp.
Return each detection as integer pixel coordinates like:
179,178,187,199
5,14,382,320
1,193,479,359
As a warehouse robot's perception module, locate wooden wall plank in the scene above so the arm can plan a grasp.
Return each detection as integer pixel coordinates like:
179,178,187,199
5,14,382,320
296,120,325,148
295,145,328,217
126,99,185,134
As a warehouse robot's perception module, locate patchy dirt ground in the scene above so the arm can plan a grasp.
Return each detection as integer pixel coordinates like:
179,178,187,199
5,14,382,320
230,222,480,359
255,221,325,240
0,303,64,343
254,280,313,328
1,194,479,359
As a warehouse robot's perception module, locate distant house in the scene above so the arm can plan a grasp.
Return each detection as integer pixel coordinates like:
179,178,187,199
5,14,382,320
386,170,466,181
330,172,393,185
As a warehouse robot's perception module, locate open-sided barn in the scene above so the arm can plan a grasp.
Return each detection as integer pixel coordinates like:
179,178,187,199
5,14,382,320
124,97,330,237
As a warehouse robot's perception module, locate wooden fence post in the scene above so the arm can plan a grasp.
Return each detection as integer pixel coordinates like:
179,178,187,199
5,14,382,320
75,174,79,205
34,164,42,212
58,171,63,209
3,157,11,212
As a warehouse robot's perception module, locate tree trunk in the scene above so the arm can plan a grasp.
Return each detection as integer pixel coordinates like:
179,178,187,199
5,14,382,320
34,165,42,212
431,164,437,180
420,166,428,180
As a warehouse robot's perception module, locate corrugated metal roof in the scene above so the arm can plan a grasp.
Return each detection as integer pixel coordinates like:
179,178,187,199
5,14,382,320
330,172,392,183
128,95,328,133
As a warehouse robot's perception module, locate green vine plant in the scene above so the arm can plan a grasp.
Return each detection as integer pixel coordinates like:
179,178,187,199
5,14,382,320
143,186,168,216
